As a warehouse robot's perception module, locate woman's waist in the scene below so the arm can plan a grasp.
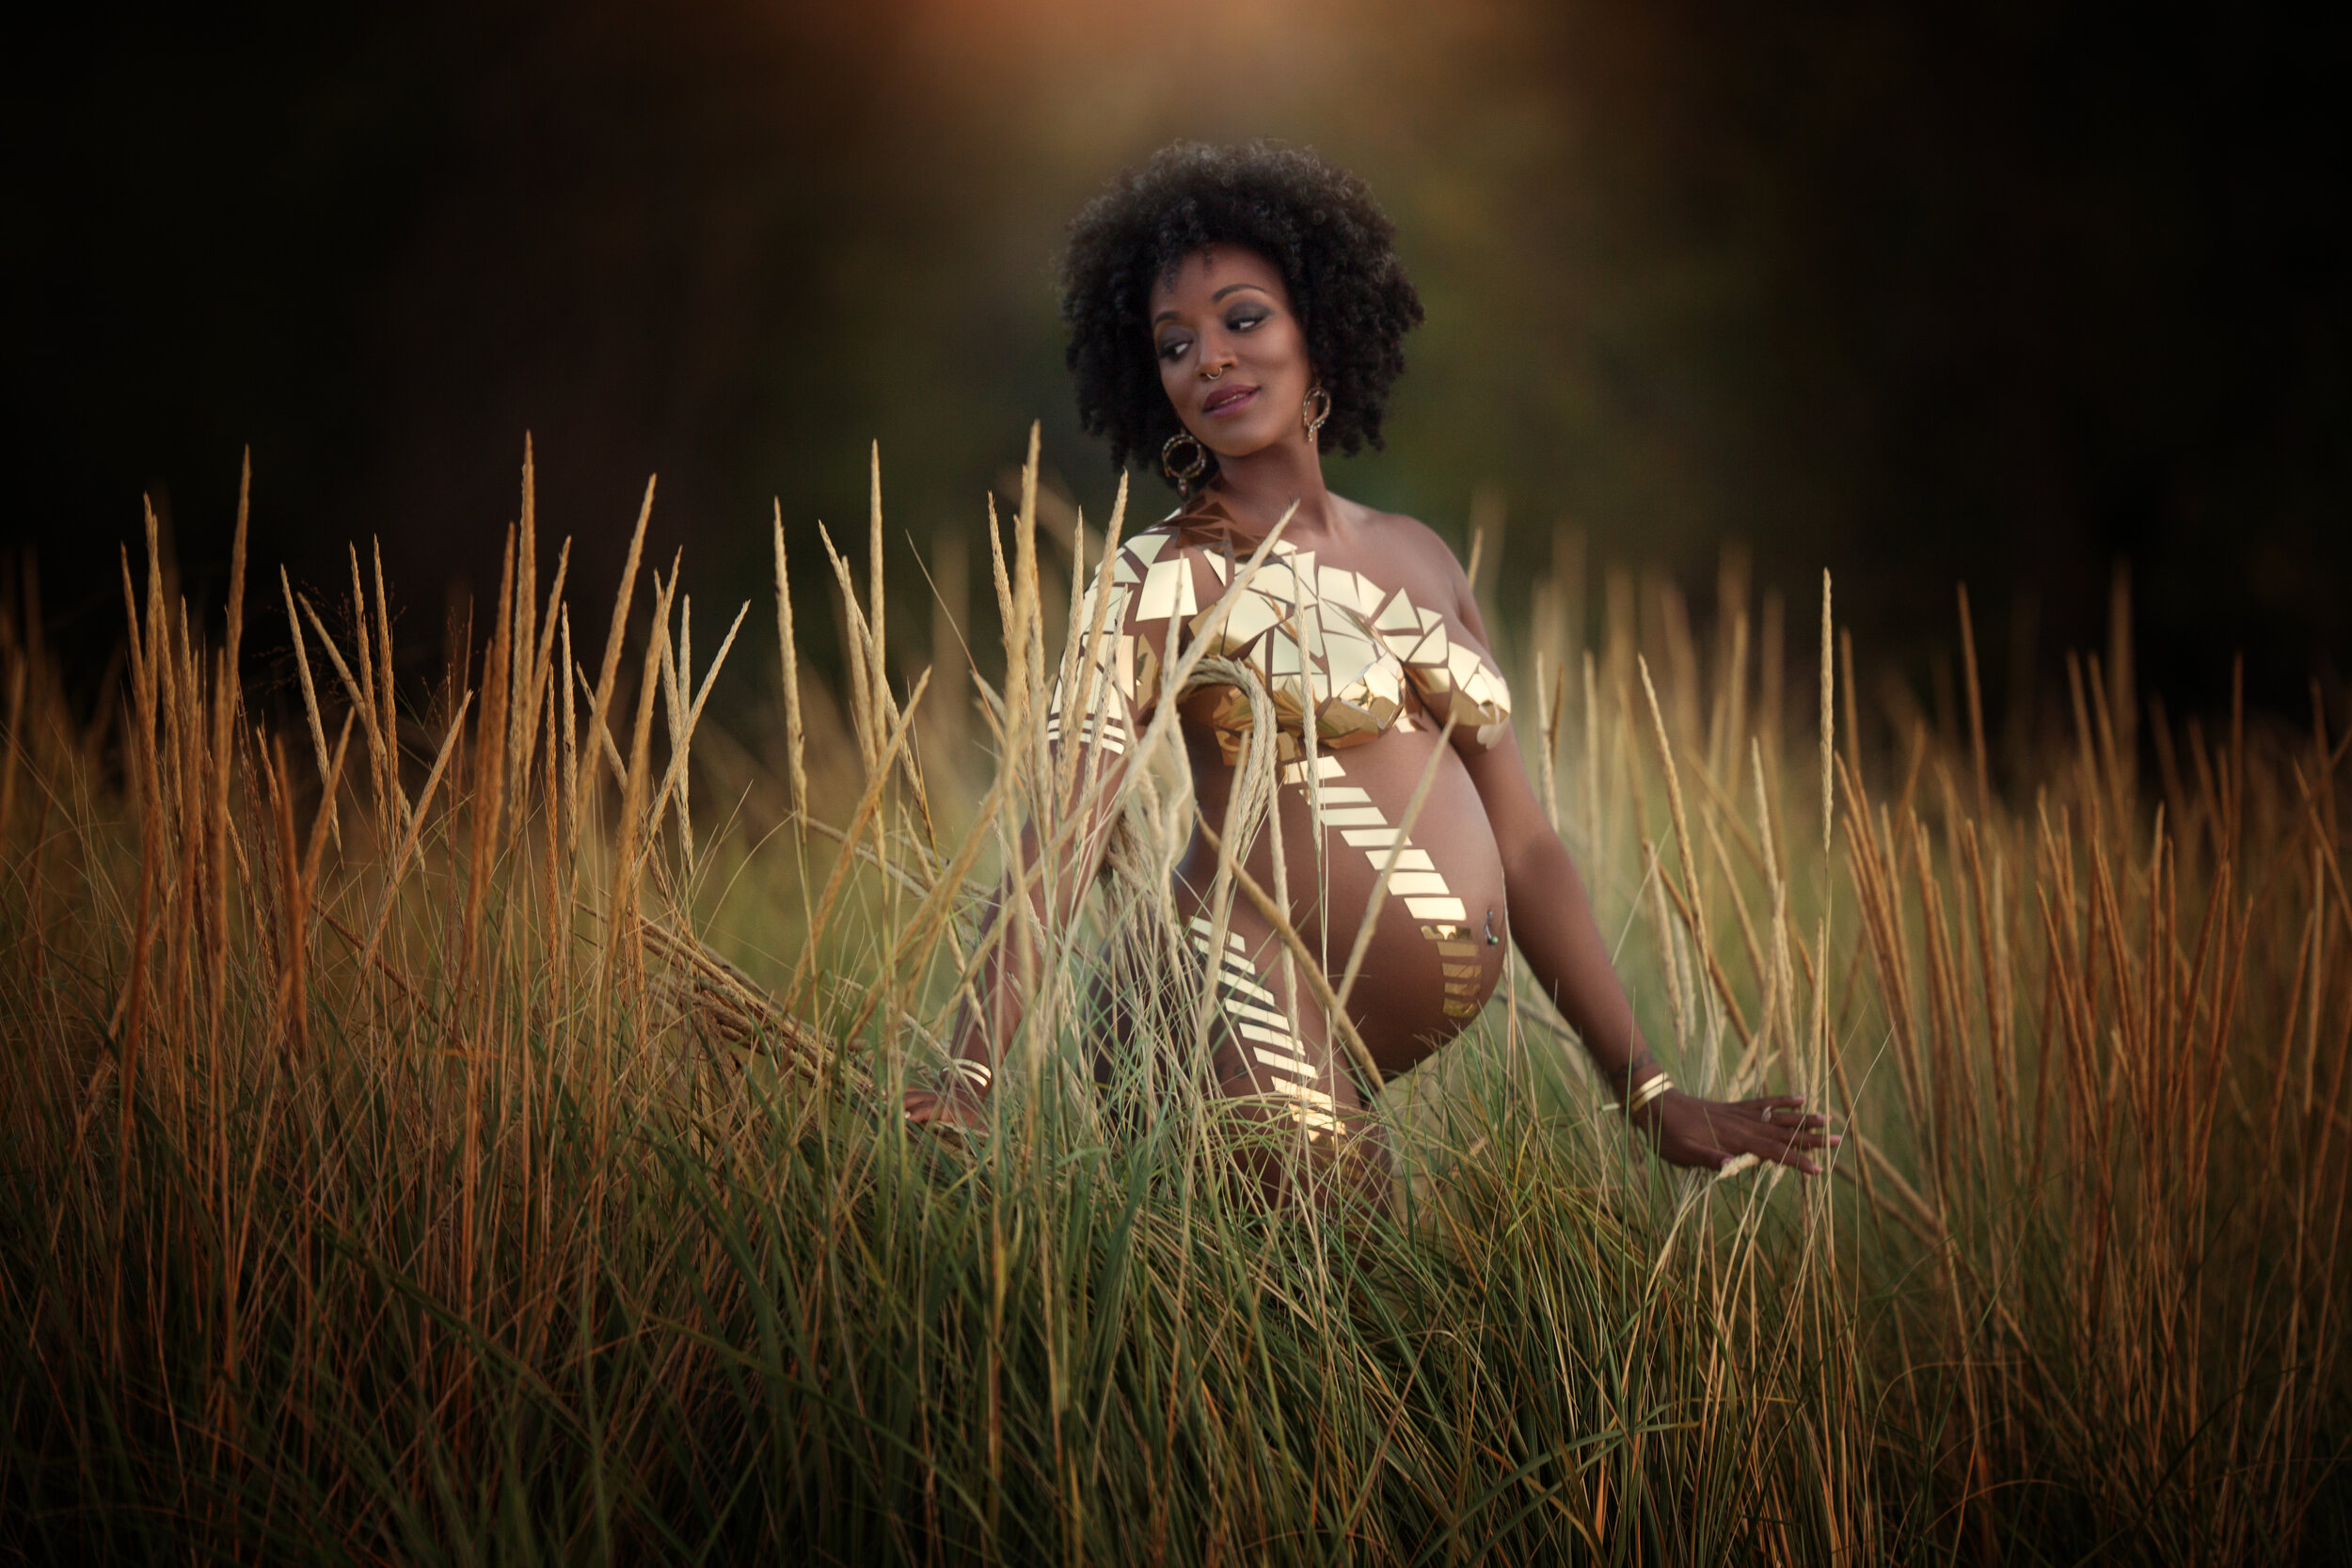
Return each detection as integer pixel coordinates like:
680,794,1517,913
1188,720,1499,857
1167,841,1507,1068
1174,801,1505,939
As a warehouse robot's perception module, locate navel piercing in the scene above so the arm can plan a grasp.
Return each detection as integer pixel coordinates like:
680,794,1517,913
1484,909,1500,945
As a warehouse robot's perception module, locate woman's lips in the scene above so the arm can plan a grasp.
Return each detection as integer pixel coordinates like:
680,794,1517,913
1203,385,1259,417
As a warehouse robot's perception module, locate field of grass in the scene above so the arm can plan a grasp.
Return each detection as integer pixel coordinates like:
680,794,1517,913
0,436,2344,1563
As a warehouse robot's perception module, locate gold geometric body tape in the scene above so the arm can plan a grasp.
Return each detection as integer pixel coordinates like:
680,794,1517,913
1046,498,1514,767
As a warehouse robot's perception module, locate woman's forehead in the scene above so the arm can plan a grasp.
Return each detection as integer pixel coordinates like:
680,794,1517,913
1148,245,1288,310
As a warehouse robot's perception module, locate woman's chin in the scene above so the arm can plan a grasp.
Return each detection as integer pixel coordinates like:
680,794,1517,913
1203,427,1302,466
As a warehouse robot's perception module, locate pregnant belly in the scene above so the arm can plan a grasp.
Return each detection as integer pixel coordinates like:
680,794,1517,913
1179,722,1508,1077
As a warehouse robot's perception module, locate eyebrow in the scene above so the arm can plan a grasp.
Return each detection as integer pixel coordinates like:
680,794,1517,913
1151,283,1273,327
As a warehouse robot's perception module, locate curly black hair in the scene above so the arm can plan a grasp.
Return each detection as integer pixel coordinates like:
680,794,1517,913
1060,141,1423,489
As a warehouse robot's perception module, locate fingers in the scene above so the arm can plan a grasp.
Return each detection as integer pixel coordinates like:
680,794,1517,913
1667,1136,1753,1177
1639,1090,1851,1178
1745,1119,1839,1176
1689,1097,1841,1177
1685,1132,1815,1177
1712,1100,1833,1138
1736,1096,1839,1174
1738,1094,1835,1130
901,1088,984,1150
1690,1135,1814,1178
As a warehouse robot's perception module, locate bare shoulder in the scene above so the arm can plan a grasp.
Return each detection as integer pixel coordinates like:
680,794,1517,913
1328,495,1473,599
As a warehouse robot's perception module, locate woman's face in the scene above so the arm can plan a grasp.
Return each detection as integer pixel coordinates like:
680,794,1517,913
1149,245,1314,465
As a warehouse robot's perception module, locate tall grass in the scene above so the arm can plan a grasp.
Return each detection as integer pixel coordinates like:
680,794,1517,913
0,436,2343,1562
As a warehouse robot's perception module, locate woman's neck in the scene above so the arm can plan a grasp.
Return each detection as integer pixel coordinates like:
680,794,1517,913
1200,435,1335,541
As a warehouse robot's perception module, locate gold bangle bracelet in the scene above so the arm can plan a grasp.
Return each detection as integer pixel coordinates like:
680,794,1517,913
939,1058,993,1095
1625,1072,1674,1115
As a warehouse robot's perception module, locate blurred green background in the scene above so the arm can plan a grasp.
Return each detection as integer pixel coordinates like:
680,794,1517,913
7,0,2346,721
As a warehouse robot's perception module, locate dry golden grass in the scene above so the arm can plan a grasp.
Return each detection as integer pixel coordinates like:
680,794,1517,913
0,434,2342,1562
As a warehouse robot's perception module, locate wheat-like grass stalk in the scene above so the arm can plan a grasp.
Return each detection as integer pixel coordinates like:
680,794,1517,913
0,436,2343,1563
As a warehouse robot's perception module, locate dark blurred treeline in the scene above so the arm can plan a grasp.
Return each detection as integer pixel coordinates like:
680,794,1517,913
6,0,2346,728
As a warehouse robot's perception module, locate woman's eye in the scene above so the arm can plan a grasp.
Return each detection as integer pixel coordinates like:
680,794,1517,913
1229,311,1265,331
1158,338,1190,362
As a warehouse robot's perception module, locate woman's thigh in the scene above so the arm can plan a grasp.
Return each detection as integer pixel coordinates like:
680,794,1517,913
1179,913,1391,1206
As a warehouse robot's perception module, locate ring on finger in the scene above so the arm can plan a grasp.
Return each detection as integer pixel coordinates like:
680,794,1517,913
1759,1105,1776,1124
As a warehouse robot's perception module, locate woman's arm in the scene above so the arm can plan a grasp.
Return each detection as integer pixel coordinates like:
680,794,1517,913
900,769,1129,1138
903,525,1200,1138
1466,734,1835,1173
1434,542,1836,1173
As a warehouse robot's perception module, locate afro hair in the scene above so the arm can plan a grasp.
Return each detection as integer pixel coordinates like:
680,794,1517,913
1059,142,1423,490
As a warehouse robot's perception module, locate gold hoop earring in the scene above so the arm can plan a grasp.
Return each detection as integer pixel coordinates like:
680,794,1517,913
1162,431,1208,496
1302,385,1332,445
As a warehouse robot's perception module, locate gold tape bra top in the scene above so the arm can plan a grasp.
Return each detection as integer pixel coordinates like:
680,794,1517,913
1050,499,1514,766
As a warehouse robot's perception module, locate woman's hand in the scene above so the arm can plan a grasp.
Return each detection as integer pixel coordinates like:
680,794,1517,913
1637,1089,1838,1176
901,1084,989,1149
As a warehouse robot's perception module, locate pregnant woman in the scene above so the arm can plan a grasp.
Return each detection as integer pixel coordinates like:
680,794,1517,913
903,143,1836,1201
